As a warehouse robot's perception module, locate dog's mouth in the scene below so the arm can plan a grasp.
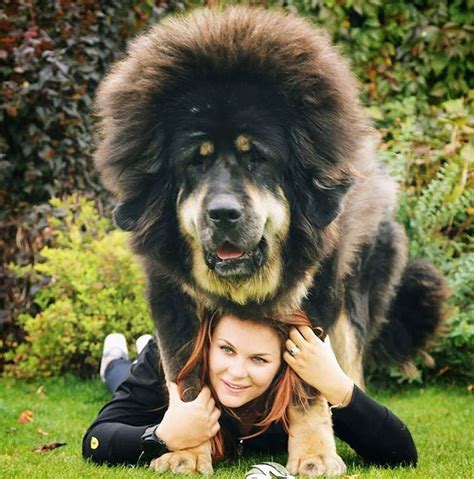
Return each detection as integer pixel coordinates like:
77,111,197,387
205,238,267,277
216,244,245,261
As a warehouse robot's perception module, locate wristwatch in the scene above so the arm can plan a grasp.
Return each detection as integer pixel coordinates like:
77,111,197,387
141,425,169,459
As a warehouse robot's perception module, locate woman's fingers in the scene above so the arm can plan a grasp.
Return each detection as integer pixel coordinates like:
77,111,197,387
289,326,321,348
289,326,315,346
283,351,298,370
285,338,297,353
288,327,305,346
206,397,215,413
210,421,221,436
167,382,181,404
298,325,319,343
196,386,211,404
210,408,221,423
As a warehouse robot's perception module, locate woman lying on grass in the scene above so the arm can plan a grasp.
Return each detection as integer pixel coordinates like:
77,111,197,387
82,312,417,473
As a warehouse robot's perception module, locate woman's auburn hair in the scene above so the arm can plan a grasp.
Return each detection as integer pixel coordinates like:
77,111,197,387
176,310,316,460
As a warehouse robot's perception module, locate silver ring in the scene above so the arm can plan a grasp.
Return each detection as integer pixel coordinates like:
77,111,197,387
289,346,299,356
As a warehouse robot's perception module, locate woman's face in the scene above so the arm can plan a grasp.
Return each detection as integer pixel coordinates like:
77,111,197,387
208,315,282,408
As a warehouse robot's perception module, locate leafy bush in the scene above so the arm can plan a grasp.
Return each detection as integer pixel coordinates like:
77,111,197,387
372,94,474,382
4,196,152,378
279,0,473,102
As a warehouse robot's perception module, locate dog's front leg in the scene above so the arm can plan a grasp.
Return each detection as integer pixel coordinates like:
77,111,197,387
147,280,214,474
150,442,213,474
287,395,346,477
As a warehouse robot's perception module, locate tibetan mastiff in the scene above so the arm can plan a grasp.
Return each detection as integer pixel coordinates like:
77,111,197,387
94,6,447,476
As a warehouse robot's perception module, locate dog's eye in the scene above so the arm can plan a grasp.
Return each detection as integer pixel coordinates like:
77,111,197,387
192,153,210,174
247,150,265,171
190,141,215,173
193,157,207,173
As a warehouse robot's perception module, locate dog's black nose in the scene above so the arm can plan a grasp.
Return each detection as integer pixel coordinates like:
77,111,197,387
207,195,243,224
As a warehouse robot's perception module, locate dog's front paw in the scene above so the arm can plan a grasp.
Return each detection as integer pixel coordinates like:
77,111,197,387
150,442,213,475
287,452,346,477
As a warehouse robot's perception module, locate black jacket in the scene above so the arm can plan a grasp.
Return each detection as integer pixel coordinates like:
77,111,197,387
82,339,417,467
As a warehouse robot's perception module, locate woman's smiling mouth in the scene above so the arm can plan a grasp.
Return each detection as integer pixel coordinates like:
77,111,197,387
222,379,251,392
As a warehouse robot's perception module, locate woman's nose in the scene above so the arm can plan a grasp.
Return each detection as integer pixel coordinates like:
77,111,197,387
227,360,247,379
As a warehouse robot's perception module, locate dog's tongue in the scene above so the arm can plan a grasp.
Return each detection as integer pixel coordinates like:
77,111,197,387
216,246,244,260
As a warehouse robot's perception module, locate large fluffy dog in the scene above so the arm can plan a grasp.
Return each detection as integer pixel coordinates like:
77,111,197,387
94,6,447,476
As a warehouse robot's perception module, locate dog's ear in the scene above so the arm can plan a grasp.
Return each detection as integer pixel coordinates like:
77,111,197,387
113,195,148,231
311,179,352,228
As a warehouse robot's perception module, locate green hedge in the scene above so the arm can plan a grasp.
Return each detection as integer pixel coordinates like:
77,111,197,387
4,196,152,378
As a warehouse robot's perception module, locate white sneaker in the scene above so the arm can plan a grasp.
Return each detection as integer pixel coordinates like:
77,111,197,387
136,334,154,355
245,462,295,478
99,333,128,381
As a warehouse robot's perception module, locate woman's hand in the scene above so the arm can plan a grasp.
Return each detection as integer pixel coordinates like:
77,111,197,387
155,382,221,451
283,326,354,407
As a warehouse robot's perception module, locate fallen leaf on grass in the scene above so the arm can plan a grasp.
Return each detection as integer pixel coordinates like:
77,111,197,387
33,442,66,453
36,386,46,397
7,427,18,433
18,410,34,424
437,365,450,376
36,428,49,436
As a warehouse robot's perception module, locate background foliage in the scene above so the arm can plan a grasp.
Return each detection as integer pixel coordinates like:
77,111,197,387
1,0,182,215
0,0,180,366
1,0,473,380
4,196,151,377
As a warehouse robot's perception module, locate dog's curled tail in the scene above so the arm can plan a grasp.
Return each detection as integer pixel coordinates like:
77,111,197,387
371,259,449,368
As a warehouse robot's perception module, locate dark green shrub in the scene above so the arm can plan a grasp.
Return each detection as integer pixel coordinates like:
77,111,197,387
278,0,473,102
4,195,152,378
0,0,180,217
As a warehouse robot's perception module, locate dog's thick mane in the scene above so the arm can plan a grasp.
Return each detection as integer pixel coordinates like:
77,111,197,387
96,7,371,192
95,6,382,313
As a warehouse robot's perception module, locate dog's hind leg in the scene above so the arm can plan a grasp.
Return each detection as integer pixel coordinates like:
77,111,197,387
370,258,448,366
331,221,409,386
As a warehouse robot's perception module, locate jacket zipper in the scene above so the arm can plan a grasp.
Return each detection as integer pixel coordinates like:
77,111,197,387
237,439,244,456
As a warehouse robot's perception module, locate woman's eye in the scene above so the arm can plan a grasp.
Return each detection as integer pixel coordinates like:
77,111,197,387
252,356,268,364
221,346,233,354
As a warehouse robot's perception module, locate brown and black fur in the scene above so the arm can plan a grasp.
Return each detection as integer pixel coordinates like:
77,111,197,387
94,7,448,476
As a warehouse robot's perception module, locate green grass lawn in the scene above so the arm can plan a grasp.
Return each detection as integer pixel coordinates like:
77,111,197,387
0,378,472,478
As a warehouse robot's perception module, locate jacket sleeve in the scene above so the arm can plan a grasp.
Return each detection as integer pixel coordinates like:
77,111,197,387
332,385,418,467
82,339,168,465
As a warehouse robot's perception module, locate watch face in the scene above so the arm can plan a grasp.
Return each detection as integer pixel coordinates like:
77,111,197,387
142,426,167,458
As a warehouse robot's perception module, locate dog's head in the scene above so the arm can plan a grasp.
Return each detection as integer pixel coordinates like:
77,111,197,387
171,80,292,302
95,7,370,305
